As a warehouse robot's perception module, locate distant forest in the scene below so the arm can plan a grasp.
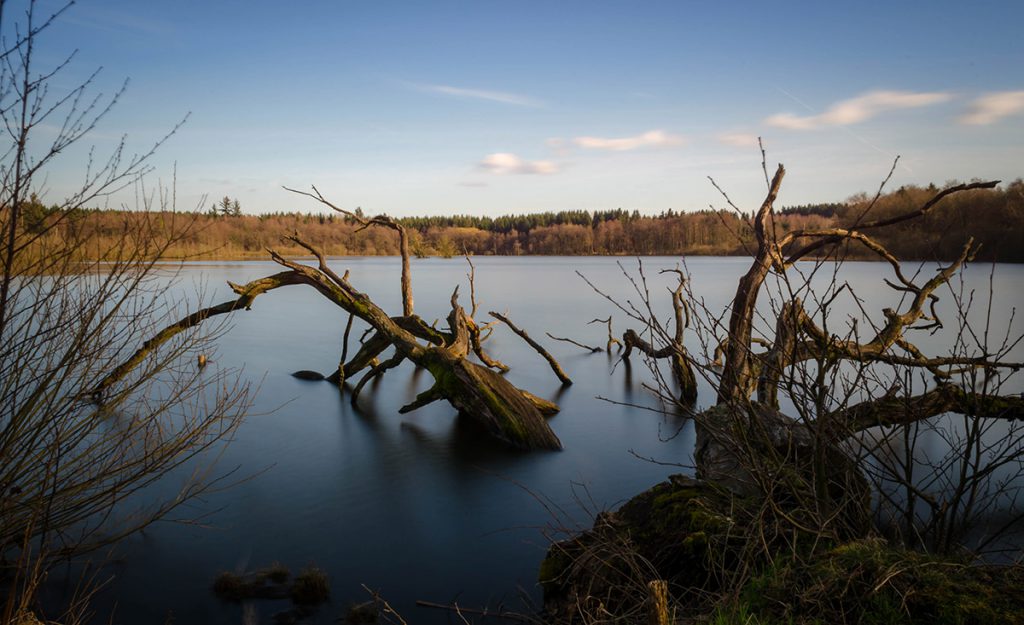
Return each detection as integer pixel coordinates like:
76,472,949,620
26,180,1024,262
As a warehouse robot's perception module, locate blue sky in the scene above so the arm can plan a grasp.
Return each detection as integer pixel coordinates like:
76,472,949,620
23,0,1024,216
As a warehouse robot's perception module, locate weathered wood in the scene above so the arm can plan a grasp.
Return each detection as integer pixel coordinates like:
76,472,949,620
420,349,563,449
755,299,801,408
331,331,391,383
351,353,405,402
837,384,1024,432
694,402,871,535
646,580,669,625
281,187,415,315
547,332,602,353
781,180,1000,264
588,316,622,351
106,234,562,450
489,311,572,386
716,164,786,404
469,319,510,372
622,329,697,406
269,252,562,450
336,312,354,382
92,271,304,397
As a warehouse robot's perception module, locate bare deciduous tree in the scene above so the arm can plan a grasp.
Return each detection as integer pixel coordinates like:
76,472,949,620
591,163,1023,545
0,4,249,616
544,159,1024,623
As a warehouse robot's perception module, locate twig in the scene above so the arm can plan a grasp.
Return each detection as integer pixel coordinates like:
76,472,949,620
546,332,602,353
589,316,623,351
361,584,409,625
415,599,535,622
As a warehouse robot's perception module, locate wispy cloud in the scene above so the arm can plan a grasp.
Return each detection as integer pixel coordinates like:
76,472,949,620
765,90,952,130
960,91,1024,125
573,129,684,151
717,132,760,148
419,84,541,107
59,7,174,37
479,153,558,175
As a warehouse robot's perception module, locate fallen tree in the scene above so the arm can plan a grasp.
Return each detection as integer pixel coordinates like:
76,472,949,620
101,189,565,451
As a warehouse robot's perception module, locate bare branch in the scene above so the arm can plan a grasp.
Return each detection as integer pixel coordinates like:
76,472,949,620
839,384,1024,432
92,272,303,396
546,332,602,353
588,316,623,351
782,180,1000,263
489,311,572,386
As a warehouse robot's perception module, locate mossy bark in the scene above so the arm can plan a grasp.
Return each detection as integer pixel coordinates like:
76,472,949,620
421,351,562,450
269,257,563,450
540,473,1024,625
106,246,562,451
540,475,732,623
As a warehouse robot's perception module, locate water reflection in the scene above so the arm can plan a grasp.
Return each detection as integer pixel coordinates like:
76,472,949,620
75,257,1023,624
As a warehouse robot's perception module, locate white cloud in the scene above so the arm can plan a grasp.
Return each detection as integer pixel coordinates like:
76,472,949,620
479,153,558,175
573,129,685,151
765,90,952,130
959,91,1024,125
420,84,541,107
717,132,760,147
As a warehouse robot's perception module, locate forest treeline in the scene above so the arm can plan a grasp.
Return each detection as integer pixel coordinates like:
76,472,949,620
23,179,1024,262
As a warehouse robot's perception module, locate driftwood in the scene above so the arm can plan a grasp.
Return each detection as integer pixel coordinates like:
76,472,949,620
589,316,623,351
572,165,1021,543
547,332,602,353
102,195,563,451
543,162,1024,621
618,270,698,405
578,265,697,405
647,580,670,625
489,311,573,386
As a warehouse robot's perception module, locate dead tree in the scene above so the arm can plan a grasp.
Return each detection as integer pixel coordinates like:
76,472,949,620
102,193,565,451
692,164,1024,543
578,264,698,406
541,164,1024,624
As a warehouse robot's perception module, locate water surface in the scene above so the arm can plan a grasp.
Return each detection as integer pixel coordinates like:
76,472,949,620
72,256,1024,624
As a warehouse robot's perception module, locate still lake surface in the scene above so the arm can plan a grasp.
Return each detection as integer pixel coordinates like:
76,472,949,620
75,256,1024,624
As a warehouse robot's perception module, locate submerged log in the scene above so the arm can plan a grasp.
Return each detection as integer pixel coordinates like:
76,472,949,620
262,250,564,450
415,349,562,449
102,227,562,450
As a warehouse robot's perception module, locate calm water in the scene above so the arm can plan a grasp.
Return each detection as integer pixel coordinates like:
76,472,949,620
63,256,1024,624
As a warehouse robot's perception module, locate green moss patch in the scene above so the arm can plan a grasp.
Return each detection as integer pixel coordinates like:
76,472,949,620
539,475,1024,625
742,539,1024,625
539,475,734,622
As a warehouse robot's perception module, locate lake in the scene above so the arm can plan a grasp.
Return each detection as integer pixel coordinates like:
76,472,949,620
65,256,1024,624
